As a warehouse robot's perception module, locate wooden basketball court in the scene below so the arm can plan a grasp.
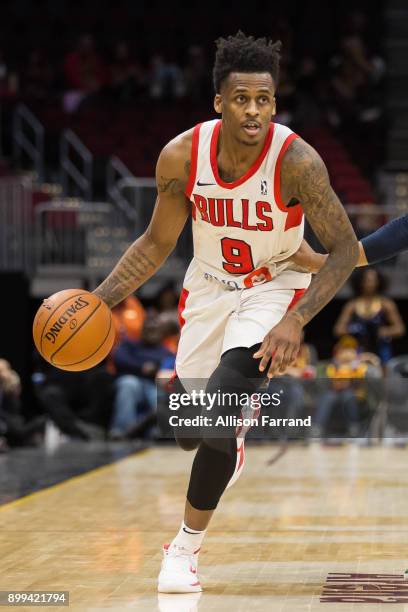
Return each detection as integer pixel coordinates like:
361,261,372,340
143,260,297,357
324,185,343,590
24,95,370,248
1,444,407,610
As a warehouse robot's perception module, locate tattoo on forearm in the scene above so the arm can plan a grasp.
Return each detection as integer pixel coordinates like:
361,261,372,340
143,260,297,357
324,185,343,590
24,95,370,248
94,245,156,308
282,138,359,326
289,243,358,326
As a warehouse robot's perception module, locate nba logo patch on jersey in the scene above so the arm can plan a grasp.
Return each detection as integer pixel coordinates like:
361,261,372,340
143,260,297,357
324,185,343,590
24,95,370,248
261,180,267,196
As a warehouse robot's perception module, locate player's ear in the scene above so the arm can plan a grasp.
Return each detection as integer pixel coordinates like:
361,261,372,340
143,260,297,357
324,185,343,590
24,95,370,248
272,96,276,116
214,94,222,114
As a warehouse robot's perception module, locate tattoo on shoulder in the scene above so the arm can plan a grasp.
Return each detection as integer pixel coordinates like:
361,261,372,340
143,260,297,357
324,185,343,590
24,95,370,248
282,138,356,243
157,176,186,196
157,160,190,196
282,138,330,210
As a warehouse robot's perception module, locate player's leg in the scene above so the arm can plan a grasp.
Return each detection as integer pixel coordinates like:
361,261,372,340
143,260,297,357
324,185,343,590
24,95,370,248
217,286,308,487
169,374,202,451
159,285,309,592
171,260,236,452
158,343,263,593
185,343,264,518
158,265,239,592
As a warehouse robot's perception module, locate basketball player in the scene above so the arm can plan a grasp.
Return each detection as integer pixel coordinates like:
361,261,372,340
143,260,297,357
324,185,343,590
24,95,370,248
290,213,408,273
93,32,359,593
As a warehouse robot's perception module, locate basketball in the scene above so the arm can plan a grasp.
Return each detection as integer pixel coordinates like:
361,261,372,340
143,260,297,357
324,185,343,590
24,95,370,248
33,288,114,372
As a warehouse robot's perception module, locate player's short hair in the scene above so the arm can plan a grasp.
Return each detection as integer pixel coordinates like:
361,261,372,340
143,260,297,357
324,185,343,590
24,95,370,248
213,31,282,93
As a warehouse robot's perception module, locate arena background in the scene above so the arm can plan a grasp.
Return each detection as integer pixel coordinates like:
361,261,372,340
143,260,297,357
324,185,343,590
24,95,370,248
1,0,407,394
1,0,408,608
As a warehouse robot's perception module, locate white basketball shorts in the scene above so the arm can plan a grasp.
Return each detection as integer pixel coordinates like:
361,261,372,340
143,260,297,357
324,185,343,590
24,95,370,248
175,259,311,380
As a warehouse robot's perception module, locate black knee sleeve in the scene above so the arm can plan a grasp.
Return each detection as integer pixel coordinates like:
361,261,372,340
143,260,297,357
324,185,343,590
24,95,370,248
187,438,237,510
186,344,265,510
220,343,264,378
201,345,264,451
169,376,201,451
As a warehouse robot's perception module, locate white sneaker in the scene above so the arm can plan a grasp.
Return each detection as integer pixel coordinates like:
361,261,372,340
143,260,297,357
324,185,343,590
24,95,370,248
158,544,202,593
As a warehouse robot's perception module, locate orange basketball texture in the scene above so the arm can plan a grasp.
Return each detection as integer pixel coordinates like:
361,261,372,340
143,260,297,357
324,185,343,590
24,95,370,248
33,289,114,371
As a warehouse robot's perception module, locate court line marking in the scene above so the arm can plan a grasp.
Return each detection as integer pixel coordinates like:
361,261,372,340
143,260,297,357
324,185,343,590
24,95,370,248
0,447,151,513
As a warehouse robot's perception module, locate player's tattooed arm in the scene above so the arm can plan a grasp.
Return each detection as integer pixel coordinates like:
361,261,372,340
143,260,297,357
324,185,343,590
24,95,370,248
157,161,191,196
283,138,359,326
287,239,367,273
254,138,358,377
94,134,192,308
93,237,160,308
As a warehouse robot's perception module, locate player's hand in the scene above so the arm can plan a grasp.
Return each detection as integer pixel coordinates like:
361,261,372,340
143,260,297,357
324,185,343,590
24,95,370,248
253,313,303,378
284,239,328,274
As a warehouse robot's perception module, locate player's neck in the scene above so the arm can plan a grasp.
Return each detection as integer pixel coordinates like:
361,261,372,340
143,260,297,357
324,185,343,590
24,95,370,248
217,124,265,178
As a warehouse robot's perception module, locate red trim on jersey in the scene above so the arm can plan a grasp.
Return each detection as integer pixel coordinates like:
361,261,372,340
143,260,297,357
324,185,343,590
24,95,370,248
274,132,298,210
166,288,189,388
210,120,274,190
178,288,189,328
273,133,304,231
287,288,306,311
185,123,202,199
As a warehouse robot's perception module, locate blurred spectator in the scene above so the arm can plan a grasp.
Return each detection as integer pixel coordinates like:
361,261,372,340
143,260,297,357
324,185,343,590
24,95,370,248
285,338,317,380
63,34,107,112
0,5,386,186
22,49,53,101
327,25,386,175
268,334,316,438
184,45,211,103
159,315,180,356
334,269,405,363
148,53,185,101
111,295,146,344
329,33,385,125
313,340,368,438
148,285,180,355
293,53,323,127
108,295,146,376
273,57,297,126
0,359,44,450
109,316,175,439
154,282,179,317
108,41,145,103
33,357,113,439
0,48,18,98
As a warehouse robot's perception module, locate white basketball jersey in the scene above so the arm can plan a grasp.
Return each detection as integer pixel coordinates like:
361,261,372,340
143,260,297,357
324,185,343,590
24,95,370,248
185,119,308,290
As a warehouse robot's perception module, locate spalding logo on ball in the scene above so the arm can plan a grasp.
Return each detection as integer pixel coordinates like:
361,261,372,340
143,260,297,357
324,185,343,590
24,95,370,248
33,288,114,371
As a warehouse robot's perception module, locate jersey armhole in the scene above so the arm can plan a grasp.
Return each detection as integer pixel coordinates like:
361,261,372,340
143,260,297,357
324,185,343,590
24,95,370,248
185,123,202,199
273,132,299,212
273,132,304,231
